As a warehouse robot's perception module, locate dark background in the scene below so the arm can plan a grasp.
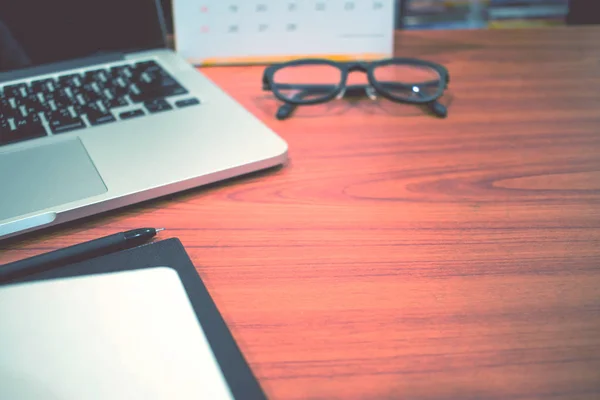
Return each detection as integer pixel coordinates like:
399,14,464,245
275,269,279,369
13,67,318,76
566,0,599,25
158,0,599,34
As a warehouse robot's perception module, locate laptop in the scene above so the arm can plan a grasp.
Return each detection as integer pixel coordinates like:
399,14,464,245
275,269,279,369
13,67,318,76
0,0,288,240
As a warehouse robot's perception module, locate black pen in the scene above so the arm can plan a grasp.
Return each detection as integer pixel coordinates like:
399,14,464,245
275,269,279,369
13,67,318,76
0,228,164,284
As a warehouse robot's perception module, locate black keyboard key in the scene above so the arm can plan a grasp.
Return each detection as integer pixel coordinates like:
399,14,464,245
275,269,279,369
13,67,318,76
106,77,131,96
31,78,56,93
175,98,200,108
45,89,74,109
49,116,86,134
16,104,29,118
41,97,62,117
0,97,18,118
130,85,188,103
84,89,102,103
0,129,20,146
120,109,145,120
73,91,92,107
47,109,85,133
115,83,131,97
83,69,109,83
128,64,189,102
17,94,42,114
3,83,29,98
47,108,73,120
133,61,162,77
82,102,115,125
104,96,129,109
138,72,177,87
57,73,82,88
144,98,173,114
80,81,102,95
28,112,42,123
88,112,116,126
1,109,19,120
15,114,46,133
0,117,10,133
80,101,102,116
1,114,46,145
134,60,160,70
110,65,134,79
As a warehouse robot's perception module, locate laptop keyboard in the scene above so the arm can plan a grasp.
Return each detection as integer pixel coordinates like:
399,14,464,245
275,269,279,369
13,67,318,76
0,60,200,146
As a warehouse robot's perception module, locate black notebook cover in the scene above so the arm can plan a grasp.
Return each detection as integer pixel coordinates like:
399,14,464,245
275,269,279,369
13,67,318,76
9,238,267,400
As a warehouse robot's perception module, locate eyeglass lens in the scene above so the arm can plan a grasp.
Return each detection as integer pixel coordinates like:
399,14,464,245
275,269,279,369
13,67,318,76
373,63,442,101
272,63,342,103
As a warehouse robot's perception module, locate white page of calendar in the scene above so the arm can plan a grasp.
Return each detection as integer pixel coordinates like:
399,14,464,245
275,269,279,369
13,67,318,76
173,0,396,65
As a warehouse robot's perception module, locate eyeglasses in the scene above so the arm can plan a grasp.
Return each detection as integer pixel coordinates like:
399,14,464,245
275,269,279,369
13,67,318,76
262,58,450,120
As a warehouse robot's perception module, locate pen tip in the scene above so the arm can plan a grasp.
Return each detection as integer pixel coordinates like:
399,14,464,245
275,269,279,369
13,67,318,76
156,228,165,232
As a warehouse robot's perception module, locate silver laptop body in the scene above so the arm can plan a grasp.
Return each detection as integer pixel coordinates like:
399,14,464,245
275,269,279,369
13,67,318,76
0,0,288,240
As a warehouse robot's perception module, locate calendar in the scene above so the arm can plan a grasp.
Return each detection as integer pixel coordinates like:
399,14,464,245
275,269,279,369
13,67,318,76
172,1,396,66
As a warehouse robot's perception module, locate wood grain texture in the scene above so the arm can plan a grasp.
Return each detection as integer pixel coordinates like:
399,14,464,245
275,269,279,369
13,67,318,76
2,27,600,399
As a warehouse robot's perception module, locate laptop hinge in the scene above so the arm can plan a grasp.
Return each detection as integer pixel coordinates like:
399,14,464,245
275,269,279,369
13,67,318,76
0,52,126,84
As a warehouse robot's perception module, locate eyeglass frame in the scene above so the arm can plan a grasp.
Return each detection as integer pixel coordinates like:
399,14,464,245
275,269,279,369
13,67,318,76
262,57,451,117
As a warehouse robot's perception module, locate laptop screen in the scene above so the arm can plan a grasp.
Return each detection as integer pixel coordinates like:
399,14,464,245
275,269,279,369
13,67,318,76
0,0,166,74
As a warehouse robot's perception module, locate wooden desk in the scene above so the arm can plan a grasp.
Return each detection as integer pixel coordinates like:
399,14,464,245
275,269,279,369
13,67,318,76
2,27,600,399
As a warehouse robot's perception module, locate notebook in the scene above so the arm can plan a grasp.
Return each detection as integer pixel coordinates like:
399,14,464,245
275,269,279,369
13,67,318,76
0,239,266,400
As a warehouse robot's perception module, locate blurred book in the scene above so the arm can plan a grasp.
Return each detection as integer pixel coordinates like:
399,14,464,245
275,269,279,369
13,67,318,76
400,0,568,30
488,0,568,28
402,0,490,30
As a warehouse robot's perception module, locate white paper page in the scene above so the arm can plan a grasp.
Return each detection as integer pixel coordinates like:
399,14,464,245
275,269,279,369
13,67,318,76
0,267,234,400
173,0,396,65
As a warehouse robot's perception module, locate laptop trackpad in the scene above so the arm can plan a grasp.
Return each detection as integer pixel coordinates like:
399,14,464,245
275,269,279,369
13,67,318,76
0,138,107,221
